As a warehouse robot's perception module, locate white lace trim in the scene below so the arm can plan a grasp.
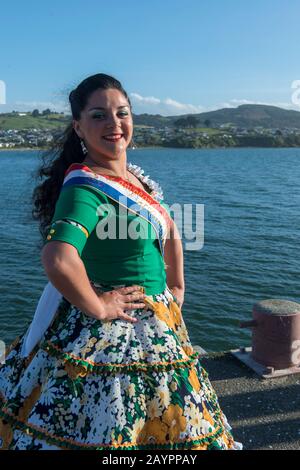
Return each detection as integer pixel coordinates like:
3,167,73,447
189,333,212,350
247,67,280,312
127,162,164,202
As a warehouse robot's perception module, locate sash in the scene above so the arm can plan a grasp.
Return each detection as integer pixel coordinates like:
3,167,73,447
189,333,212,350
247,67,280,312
62,163,172,256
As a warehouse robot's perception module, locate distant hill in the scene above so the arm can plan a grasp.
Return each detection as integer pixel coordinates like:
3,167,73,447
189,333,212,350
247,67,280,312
1,104,300,130
134,104,300,129
132,113,170,128
184,104,300,129
0,112,69,130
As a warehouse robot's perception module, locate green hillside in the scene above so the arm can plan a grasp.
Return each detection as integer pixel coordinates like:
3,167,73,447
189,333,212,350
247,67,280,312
167,104,300,129
0,112,69,130
134,105,300,129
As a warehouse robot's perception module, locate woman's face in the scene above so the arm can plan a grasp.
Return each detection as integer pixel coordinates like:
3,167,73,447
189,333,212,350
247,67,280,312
73,87,133,162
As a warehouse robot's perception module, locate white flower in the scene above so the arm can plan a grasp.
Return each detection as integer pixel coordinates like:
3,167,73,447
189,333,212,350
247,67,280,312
40,378,58,406
184,402,203,435
152,343,165,355
147,397,163,419
127,383,136,398
59,329,69,340
70,398,81,415
127,161,164,201
158,383,171,408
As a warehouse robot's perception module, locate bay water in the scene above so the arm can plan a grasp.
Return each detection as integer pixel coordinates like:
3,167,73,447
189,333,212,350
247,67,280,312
0,147,299,352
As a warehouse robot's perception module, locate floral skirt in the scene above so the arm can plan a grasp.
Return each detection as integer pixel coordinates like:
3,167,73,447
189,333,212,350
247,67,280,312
0,283,242,450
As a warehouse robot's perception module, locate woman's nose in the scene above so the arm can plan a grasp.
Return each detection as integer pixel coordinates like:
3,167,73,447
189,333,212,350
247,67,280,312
106,113,122,127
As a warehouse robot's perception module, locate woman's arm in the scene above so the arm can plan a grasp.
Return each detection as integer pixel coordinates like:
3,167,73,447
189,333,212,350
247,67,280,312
41,242,145,323
41,241,107,320
163,219,185,307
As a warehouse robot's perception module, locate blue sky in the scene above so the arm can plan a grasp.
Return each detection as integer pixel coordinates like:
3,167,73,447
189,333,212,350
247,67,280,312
1,0,300,115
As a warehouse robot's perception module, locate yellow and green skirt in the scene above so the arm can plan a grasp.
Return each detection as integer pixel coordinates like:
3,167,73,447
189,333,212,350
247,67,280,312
0,283,242,450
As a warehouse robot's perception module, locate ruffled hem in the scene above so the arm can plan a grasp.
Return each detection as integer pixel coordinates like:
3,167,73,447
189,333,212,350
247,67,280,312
0,286,242,451
0,400,239,450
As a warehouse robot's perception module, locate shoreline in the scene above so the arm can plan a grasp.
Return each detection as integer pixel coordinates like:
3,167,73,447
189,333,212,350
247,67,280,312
1,145,300,152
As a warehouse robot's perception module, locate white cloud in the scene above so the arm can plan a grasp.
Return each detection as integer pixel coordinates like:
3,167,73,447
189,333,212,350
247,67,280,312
229,99,256,105
130,92,205,115
129,92,300,116
164,98,204,113
272,101,300,110
130,93,160,105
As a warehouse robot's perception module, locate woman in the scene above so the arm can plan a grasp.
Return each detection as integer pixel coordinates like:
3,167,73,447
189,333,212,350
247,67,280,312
0,73,242,450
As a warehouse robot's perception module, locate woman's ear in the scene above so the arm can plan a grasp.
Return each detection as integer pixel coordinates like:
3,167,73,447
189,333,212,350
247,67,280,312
72,119,83,139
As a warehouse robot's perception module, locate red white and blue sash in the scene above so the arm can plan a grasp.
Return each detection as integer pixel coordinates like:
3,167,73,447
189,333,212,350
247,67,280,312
62,163,172,256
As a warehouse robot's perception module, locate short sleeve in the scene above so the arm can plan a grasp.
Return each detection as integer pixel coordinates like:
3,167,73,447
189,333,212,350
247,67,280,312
43,185,107,257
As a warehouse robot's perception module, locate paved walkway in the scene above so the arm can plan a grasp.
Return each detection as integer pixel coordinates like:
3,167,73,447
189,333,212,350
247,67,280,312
199,351,300,450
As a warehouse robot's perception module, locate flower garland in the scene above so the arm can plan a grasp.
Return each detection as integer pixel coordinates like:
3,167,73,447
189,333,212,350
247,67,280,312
127,162,164,202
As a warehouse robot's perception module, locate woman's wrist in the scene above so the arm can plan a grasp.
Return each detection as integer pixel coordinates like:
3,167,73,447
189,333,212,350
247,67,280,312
87,289,107,320
168,285,185,294
168,286,185,307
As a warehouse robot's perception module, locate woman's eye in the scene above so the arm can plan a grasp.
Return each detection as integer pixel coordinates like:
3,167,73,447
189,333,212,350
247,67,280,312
92,112,128,119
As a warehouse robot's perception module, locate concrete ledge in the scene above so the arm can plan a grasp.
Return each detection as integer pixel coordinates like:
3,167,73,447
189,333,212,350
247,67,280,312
198,350,300,450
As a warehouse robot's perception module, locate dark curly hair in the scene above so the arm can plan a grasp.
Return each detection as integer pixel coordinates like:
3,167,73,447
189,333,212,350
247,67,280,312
32,73,132,247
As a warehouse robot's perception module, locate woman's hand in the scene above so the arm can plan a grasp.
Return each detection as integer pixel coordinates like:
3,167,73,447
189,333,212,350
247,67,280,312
169,287,184,309
93,285,146,323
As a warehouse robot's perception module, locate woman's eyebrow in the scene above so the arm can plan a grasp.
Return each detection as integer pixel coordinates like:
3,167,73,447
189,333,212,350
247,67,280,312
88,106,129,111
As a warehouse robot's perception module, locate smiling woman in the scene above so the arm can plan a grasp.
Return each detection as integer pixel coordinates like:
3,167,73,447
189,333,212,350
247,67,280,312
72,87,133,166
0,73,242,451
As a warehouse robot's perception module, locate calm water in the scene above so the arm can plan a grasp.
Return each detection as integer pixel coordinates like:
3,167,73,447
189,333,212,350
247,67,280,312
0,147,300,352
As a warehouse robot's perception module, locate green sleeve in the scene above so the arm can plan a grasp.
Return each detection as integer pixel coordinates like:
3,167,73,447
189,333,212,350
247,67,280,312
43,185,108,257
